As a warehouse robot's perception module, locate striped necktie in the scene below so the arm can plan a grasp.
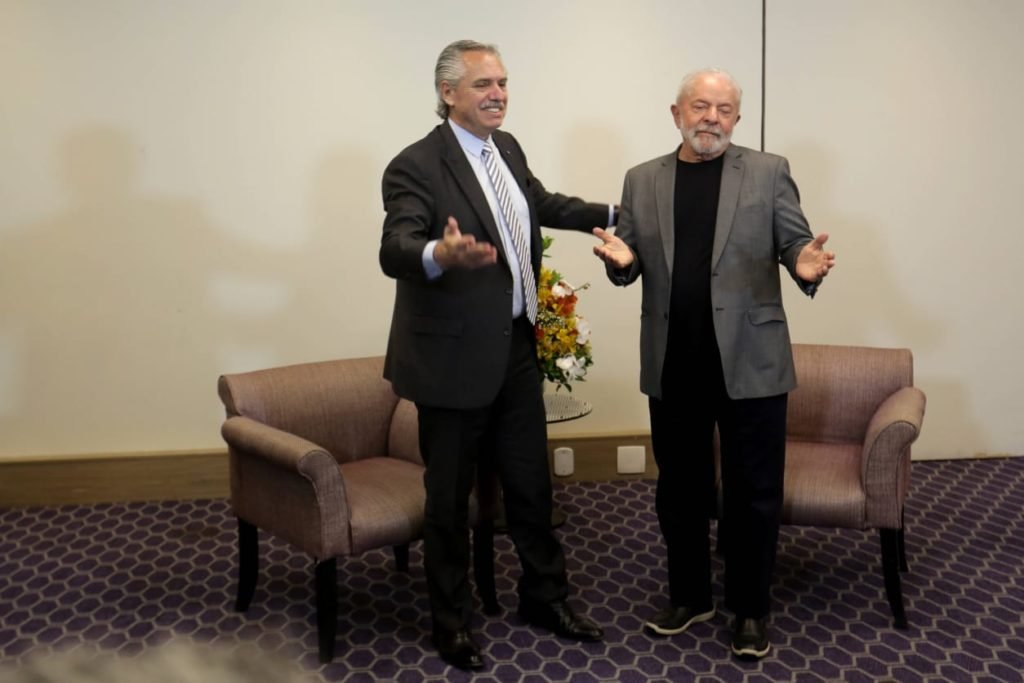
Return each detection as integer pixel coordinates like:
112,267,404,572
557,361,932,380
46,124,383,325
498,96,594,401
481,141,537,324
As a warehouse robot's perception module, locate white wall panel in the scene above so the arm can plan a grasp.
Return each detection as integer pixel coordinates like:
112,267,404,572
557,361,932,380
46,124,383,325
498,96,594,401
766,0,1024,457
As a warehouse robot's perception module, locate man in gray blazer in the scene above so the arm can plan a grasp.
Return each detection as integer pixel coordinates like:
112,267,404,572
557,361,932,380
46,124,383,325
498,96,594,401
381,40,613,671
593,68,835,660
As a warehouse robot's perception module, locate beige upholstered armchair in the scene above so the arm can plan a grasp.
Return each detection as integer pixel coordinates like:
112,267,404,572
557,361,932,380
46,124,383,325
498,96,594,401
717,344,926,628
218,356,431,662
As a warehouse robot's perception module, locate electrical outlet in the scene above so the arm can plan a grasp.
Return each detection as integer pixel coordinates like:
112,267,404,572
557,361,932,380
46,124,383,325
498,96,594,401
616,445,646,474
553,447,574,476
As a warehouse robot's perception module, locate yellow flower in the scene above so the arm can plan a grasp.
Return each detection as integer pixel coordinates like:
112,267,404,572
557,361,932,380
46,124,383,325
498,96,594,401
534,238,594,392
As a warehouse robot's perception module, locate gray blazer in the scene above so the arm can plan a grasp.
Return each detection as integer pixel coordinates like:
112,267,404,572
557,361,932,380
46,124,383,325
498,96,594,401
608,144,817,400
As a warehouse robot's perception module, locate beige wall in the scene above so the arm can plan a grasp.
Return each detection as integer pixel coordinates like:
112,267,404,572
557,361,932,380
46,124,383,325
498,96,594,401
766,0,1024,458
0,0,1020,460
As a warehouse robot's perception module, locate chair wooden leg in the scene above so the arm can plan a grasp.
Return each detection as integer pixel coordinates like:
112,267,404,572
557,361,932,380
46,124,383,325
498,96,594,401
897,510,909,572
897,527,909,572
393,544,410,572
473,519,500,615
235,518,258,612
315,558,338,663
880,528,909,629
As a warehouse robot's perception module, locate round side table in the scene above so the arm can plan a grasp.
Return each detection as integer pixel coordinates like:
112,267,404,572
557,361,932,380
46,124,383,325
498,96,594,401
543,392,593,423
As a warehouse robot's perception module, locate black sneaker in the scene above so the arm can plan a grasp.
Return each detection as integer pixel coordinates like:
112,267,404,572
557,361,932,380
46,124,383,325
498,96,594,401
643,605,715,635
731,617,770,659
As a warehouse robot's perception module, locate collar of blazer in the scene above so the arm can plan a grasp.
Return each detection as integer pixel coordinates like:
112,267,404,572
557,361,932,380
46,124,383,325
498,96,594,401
654,143,746,275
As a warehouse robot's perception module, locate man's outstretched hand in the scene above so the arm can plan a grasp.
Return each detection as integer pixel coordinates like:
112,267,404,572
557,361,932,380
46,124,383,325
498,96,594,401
795,232,836,283
433,216,498,270
592,227,634,269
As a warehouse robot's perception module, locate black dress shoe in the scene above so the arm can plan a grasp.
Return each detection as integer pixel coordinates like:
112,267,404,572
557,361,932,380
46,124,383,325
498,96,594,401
644,605,715,635
731,617,770,659
432,629,485,670
518,599,604,642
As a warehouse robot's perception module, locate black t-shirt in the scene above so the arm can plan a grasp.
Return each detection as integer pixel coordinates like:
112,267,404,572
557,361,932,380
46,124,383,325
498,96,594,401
662,154,725,390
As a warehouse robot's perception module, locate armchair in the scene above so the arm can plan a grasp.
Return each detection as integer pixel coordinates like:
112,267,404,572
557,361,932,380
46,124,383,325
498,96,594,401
217,356,426,662
716,343,926,627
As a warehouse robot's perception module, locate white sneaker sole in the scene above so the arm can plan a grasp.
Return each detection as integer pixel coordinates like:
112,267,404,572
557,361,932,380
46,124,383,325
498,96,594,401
732,640,771,659
644,607,716,635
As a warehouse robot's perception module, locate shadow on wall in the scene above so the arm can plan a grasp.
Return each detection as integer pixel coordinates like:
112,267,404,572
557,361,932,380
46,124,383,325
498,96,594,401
208,145,389,376
0,125,390,456
304,146,392,355
0,127,266,453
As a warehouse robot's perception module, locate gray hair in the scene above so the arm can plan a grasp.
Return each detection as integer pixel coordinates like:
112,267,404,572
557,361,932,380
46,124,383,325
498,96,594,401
677,68,743,110
434,40,502,119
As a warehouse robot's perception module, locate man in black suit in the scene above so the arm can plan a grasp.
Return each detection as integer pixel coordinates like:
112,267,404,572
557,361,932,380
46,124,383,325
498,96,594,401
379,40,614,671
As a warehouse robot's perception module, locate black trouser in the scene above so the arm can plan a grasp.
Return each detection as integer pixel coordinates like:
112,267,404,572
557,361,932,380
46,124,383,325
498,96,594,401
649,355,786,619
416,316,568,632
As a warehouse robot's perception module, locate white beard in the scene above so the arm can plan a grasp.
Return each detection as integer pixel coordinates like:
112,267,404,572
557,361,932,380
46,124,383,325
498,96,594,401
684,125,731,158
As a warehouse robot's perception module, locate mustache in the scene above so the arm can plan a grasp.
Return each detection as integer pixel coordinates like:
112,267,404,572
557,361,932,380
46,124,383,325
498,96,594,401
480,100,505,110
694,124,722,136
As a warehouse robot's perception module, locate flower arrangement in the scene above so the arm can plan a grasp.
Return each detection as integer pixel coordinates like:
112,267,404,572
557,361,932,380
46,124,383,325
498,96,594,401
534,236,593,392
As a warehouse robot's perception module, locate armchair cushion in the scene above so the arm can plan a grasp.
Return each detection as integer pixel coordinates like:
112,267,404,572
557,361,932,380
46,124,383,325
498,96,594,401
342,457,425,554
783,440,864,527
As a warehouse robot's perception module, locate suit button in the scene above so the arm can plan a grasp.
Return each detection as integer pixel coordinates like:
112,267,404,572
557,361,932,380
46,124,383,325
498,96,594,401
505,288,513,295
504,328,511,336
663,313,668,320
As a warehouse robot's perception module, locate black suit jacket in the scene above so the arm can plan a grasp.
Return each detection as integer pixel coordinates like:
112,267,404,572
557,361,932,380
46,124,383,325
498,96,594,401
380,123,608,409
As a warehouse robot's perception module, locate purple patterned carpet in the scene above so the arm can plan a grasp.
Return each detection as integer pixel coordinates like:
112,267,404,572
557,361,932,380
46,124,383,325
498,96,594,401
1,458,1022,682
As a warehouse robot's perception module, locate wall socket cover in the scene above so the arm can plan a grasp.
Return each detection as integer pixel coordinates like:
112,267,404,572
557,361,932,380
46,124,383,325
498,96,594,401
616,445,646,474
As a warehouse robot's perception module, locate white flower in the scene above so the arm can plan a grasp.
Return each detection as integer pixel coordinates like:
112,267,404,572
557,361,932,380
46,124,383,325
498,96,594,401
551,281,573,298
575,316,591,344
556,355,587,379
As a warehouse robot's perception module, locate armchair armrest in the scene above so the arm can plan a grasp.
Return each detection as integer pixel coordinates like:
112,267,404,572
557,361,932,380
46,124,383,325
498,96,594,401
222,415,336,475
221,416,349,548
860,387,927,528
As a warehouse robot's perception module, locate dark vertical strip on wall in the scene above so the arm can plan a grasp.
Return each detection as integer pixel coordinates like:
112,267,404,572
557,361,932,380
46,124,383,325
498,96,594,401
761,0,767,151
